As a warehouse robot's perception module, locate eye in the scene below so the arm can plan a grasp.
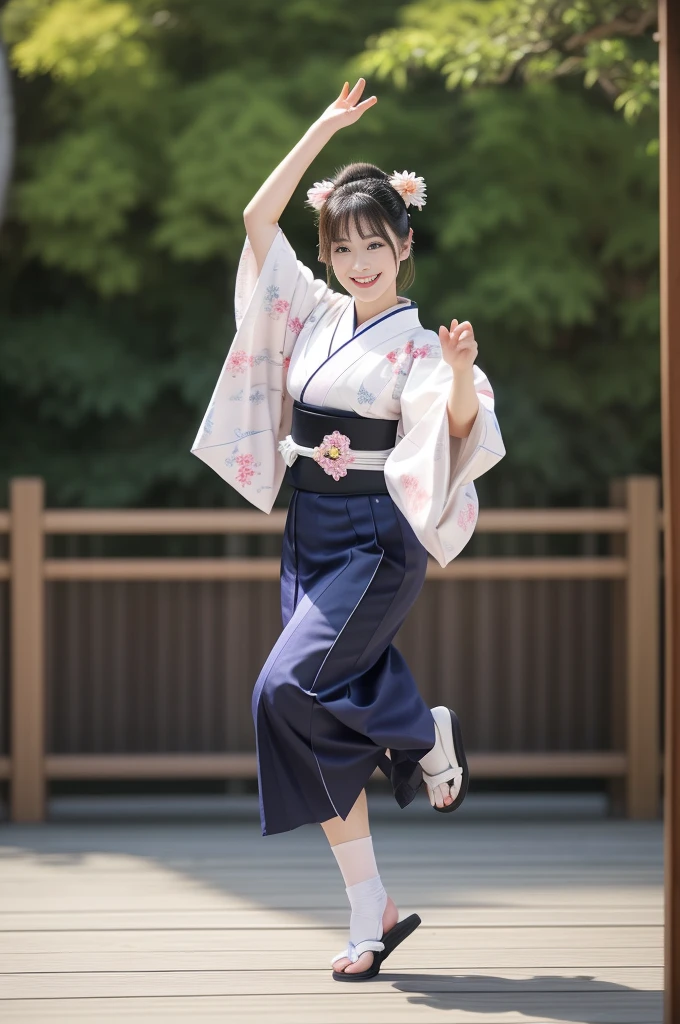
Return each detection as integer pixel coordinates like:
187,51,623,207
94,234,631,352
368,242,383,250
334,245,349,254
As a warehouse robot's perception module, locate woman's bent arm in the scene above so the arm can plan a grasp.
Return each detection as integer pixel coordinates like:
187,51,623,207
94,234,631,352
243,80,377,274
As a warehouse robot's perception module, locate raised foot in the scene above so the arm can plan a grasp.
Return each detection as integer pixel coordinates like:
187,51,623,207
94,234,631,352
332,894,398,975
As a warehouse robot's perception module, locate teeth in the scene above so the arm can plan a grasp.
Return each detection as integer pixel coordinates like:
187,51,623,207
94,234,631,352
353,274,379,284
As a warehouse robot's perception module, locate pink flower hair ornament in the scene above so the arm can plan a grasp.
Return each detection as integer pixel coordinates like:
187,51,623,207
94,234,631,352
305,170,427,211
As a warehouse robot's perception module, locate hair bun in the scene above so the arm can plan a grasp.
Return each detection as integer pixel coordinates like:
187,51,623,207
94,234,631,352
332,162,388,189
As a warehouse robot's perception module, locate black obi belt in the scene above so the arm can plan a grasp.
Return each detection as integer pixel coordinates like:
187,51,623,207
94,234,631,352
283,400,398,495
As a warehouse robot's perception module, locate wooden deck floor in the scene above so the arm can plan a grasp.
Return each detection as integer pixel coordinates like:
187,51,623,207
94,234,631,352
0,795,663,1023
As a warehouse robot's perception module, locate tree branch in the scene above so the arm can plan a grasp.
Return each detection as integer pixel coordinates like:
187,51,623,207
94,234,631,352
564,7,657,52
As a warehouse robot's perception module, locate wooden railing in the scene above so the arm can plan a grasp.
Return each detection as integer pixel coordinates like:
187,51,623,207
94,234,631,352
0,475,662,822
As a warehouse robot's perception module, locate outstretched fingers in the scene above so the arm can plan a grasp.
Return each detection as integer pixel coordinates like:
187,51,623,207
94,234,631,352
354,96,378,115
345,79,377,114
345,77,367,105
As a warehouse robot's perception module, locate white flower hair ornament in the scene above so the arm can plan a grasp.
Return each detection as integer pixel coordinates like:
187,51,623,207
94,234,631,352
389,170,427,210
305,170,427,211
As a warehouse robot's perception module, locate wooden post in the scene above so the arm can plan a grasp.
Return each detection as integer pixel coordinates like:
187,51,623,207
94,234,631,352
660,0,680,1016
624,477,660,819
10,478,46,822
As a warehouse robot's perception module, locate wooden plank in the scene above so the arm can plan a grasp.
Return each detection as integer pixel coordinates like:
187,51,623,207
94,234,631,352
0,907,663,930
0,944,664,972
0,926,663,955
0,885,662,911
42,557,629,581
9,479,45,822
44,509,289,535
41,507,632,535
0,995,661,1024
0,965,663,999
659,1,680,1017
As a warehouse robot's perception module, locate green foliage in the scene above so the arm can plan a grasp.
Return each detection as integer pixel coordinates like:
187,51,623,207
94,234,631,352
15,127,145,293
404,84,659,500
154,72,306,260
8,0,151,83
0,0,660,509
358,0,659,123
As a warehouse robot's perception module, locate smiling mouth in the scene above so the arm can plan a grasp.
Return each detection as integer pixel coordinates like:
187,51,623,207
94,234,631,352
350,273,381,288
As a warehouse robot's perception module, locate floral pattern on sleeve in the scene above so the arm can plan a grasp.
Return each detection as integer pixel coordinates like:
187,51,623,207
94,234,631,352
263,284,290,321
457,501,477,532
287,316,305,336
357,384,376,406
224,447,261,488
388,341,435,399
226,347,282,375
400,473,430,515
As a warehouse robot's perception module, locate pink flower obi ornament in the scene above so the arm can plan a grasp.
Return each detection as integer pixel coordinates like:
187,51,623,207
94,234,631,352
312,430,356,481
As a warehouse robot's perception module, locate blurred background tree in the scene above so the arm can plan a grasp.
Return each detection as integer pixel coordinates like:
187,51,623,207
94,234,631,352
0,0,660,509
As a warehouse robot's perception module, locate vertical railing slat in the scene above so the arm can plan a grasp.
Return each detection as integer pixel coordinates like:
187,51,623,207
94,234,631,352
10,478,45,822
625,476,661,818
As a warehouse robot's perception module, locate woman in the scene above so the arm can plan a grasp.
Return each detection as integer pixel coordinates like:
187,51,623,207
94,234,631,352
192,79,506,980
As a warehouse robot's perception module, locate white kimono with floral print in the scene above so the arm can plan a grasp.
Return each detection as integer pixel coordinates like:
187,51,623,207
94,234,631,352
192,227,506,567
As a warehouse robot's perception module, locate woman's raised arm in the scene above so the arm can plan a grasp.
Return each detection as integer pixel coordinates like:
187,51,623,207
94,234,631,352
243,80,377,274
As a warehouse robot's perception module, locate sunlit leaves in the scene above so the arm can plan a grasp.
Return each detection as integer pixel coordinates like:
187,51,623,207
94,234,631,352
8,0,153,83
359,0,659,122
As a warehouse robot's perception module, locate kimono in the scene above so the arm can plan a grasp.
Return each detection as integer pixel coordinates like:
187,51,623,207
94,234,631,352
192,226,505,836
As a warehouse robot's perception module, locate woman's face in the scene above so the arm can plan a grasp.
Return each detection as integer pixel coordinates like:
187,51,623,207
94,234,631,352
329,219,412,306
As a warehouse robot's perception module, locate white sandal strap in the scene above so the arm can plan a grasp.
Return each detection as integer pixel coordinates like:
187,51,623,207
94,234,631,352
422,765,463,790
331,938,385,965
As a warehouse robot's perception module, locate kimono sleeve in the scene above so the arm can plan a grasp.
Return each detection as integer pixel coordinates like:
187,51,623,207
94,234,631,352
383,338,506,567
191,226,334,512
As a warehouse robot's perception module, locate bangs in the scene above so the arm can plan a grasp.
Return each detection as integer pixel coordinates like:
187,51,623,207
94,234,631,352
330,206,391,246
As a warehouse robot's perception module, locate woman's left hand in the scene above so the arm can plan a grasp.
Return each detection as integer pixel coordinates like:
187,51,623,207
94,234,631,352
439,319,478,373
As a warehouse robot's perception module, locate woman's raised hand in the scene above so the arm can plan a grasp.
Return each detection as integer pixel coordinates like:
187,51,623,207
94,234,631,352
439,320,479,373
243,80,376,270
317,79,377,132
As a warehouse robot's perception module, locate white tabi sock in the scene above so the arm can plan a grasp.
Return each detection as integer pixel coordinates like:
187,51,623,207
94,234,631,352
331,835,387,952
345,874,387,948
418,713,450,776
331,834,379,887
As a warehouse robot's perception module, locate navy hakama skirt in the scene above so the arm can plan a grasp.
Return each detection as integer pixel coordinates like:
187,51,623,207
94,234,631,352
251,489,437,836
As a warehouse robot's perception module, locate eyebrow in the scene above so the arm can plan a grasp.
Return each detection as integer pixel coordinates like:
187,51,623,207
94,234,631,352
333,235,382,243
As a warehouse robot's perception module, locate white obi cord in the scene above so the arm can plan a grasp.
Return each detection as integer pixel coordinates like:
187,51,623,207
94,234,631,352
278,434,394,472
